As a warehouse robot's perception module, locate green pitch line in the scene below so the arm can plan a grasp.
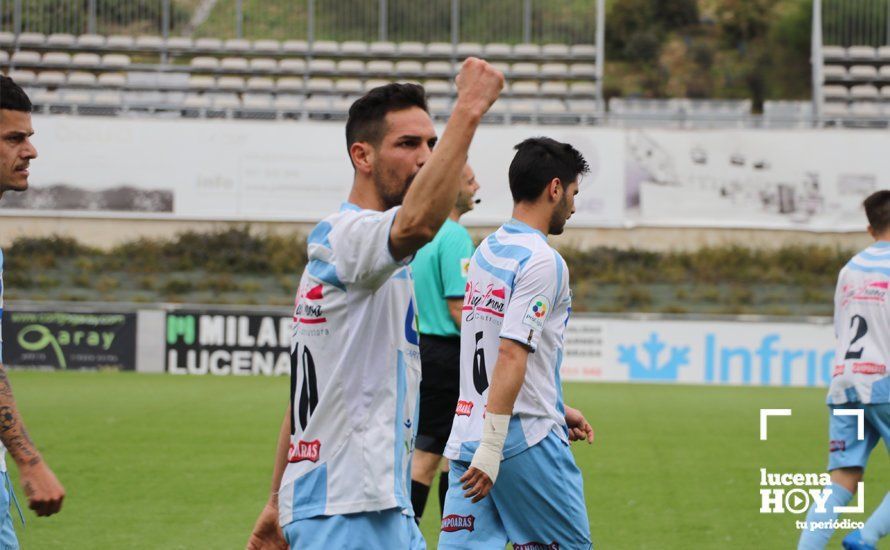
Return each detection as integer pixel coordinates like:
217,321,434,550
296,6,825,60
3,371,887,549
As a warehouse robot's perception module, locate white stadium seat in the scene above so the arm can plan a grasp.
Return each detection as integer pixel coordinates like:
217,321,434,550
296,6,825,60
191,56,220,70
304,95,332,112
67,71,97,87
335,79,364,94
821,46,846,61
570,81,597,96
513,43,541,57
822,65,847,80
850,102,882,117
274,94,303,110
880,66,890,79
456,42,482,57
283,40,308,54
395,60,423,76
0,51,7,64
570,44,597,58
188,75,215,90
399,42,427,56
311,41,338,54
246,77,275,92
253,39,280,54
424,61,453,78
848,46,877,61
337,60,365,75
539,99,568,114
136,35,164,49
0,32,14,47
195,37,223,51
166,37,193,50
217,76,245,91
568,99,598,113
879,46,890,61
106,35,135,49
32,89,61,105
428,97,452,115
279,58,307,73
42,52,72,66
542,43,570,57
72,52,101,67
370,42,396,55
341,41,368,55
276,77,305,92
250,58,278,72
102,54,131,68
76,34,106,48
17,33,45,47
61,89,92,105
221,57,250,71
184,93,211,109
307,78,335,93
849,65,878,80
46,33,76,48
224,38,251,52
425,42,452,57
93,91,123,106
211,93,241,110
822,85,848,100
37,71,66,86
11,51,41,65
850,84,879,100
98,73,127,88
541,81,569,95
367,60,395,74
8,70,36,86
365,79,391,90
511,81,539,95
541,63,569,78
424,79,451,94
570,63,597,79
511,62,539,78
882,86,890,100
308,59,337,73
483,43,511,58
243,93,274,109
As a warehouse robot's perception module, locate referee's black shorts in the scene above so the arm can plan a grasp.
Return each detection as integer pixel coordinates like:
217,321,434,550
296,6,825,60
416,333,461,456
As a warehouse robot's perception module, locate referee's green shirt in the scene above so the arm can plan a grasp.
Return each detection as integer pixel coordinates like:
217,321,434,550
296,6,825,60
411,218,475,337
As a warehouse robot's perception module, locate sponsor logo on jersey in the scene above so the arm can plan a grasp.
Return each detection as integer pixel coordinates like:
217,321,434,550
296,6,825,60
514,542,559,550
460,258,470,278
843,280,889,305
829,439,846,453
441,514,475,532
288,439,321,463
852,362,887,375
833,364,844,377
522,295,550,332
294,284,327,325
455,400,474,416
463,282,506,321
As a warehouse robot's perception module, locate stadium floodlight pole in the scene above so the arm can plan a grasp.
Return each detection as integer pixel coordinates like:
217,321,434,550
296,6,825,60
307,0,315,47
595,0,606,116
811,0,824,127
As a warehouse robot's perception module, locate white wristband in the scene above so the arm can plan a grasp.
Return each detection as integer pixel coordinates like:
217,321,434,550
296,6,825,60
469,412,510,484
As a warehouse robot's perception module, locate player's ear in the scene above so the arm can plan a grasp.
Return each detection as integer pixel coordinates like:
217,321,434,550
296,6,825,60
868,225,877,240
547,178,562,203
350,141,374,175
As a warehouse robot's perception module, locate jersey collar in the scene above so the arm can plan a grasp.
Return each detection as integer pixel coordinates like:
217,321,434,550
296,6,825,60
503,218,547,240
340,202,362,212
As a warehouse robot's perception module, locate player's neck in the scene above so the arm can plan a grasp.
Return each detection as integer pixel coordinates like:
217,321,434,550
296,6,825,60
448,209,461,222
347,178,387,212
510,204,549,237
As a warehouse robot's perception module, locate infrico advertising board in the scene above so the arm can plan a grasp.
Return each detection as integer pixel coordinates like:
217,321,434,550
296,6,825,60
165,310,292,376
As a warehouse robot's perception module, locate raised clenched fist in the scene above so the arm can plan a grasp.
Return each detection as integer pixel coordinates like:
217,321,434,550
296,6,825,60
454,57,505,119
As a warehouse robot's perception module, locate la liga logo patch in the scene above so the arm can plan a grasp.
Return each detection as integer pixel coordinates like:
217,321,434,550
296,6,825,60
522,295,550,332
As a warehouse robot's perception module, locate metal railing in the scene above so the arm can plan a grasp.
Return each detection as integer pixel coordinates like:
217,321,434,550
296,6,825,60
822,0,890,47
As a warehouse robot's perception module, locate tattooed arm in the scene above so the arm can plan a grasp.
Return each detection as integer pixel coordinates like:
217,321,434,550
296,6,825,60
0,363,64,516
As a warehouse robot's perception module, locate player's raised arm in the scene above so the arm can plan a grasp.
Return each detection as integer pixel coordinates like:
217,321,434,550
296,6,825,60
0,363,65,517
389,58,503,261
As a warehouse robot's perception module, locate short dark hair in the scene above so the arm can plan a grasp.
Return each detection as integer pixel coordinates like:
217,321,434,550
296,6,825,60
864,190,890,234
0,75,32,112
508,137,589,203
345,83,428,154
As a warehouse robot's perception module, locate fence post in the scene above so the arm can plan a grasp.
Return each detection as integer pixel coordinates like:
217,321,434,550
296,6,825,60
87,0,97,35
13,0,21,42
162,0,170,63
379,0,387,42
236,0,243,38
307,0,315,45
523,0,531,44
811,0,824,127
595,0,606,115
451,0,459,53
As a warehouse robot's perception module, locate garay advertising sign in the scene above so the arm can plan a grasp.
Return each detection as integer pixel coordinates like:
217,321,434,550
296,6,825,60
0,311,136,370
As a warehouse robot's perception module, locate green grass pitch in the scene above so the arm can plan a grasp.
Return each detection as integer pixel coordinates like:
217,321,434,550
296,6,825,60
5,371,888,549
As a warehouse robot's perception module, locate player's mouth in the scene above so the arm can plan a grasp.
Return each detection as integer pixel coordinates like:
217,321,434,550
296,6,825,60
14,165,29,177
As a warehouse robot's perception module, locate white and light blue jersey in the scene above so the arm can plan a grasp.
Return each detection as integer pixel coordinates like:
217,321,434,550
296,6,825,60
828,241,890,405
277,203,421,525
444,219,571,463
